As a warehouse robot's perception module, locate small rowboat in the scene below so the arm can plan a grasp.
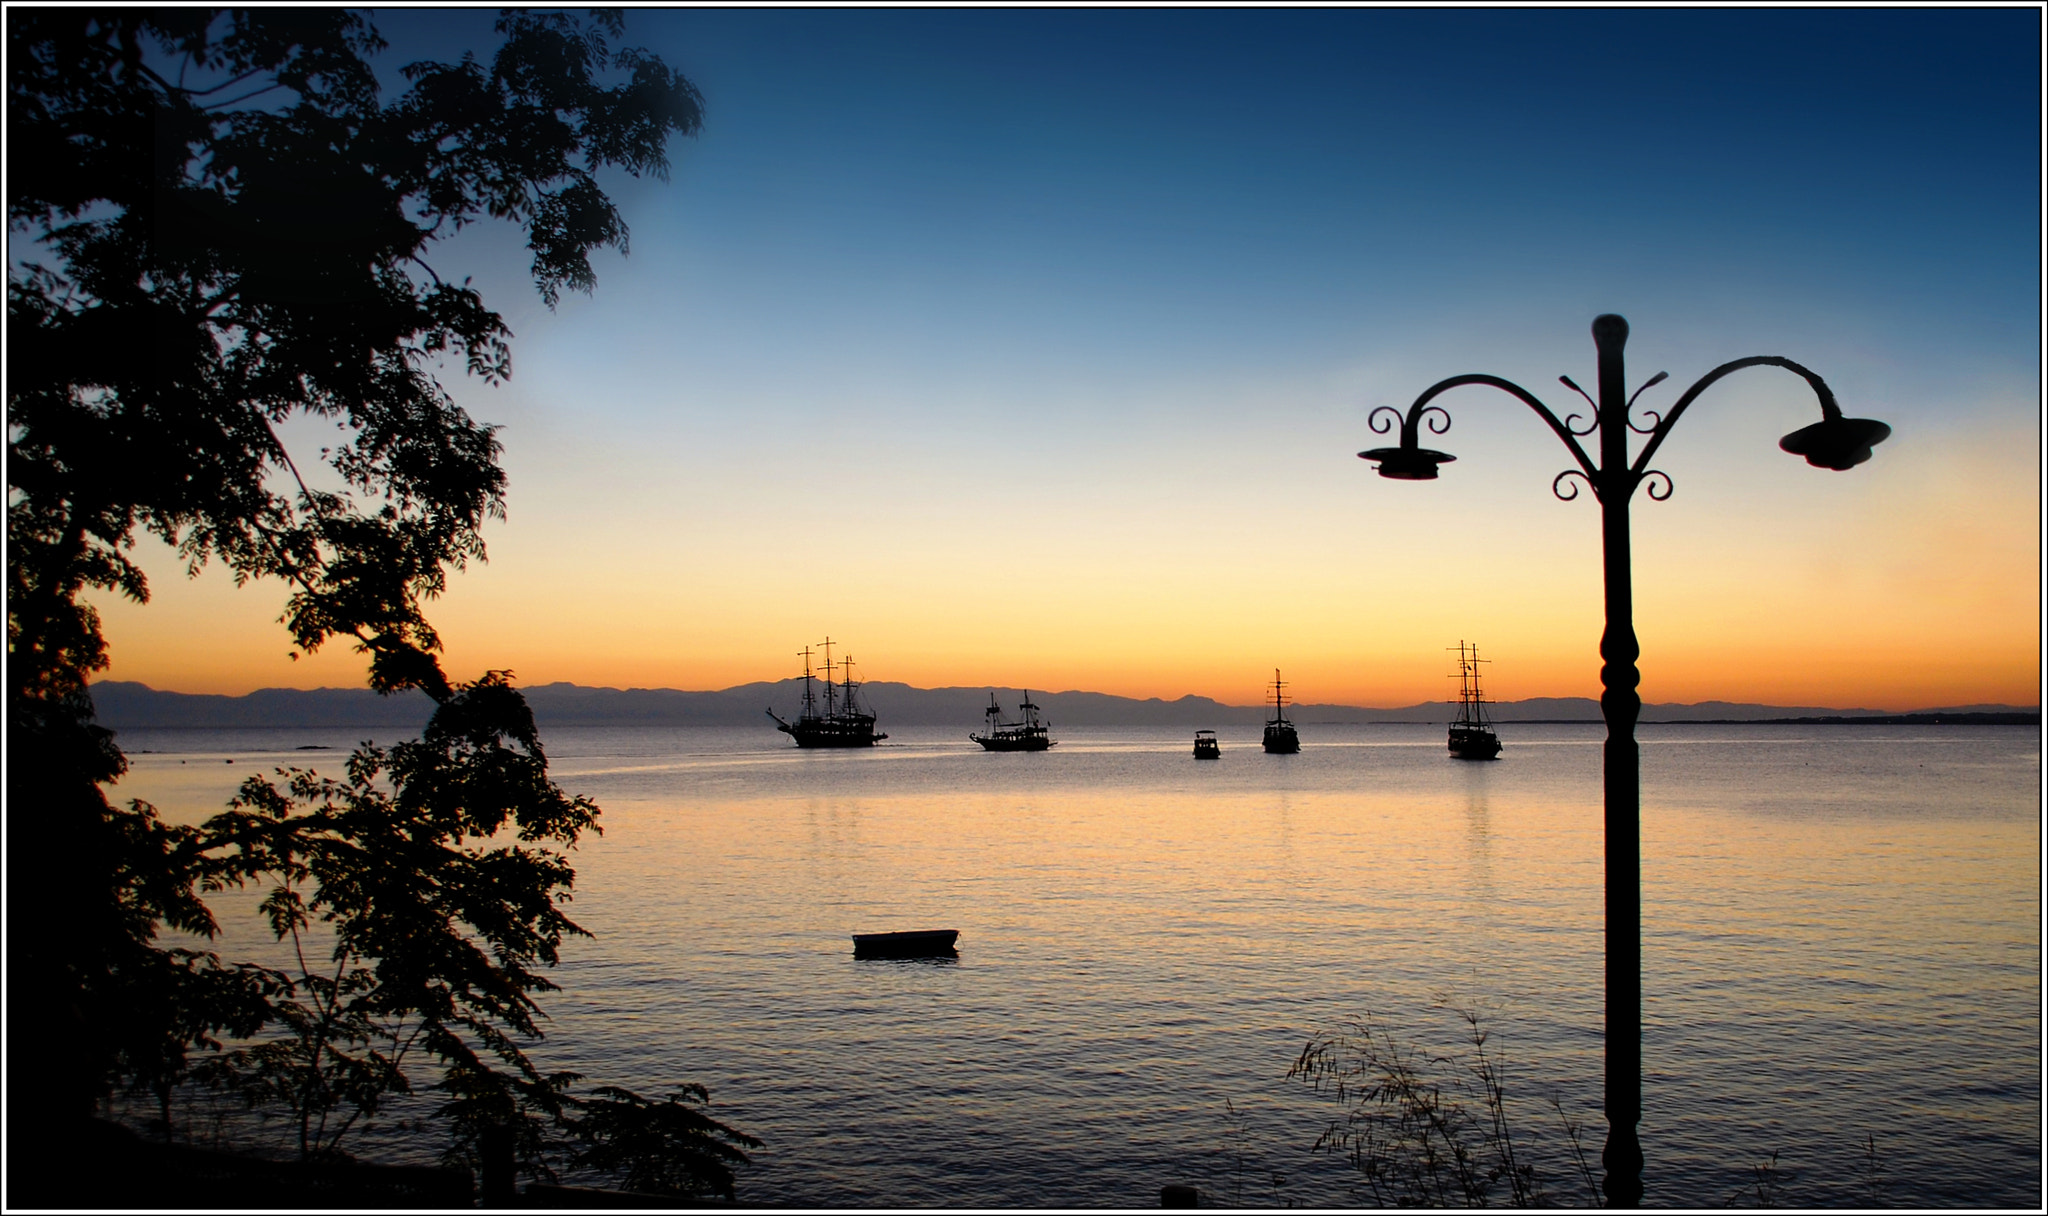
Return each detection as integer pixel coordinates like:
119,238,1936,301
852,929,960,958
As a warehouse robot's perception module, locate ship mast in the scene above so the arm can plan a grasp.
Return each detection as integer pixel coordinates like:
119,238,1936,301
799,644,817,719
1451,641,1491,727
1271,668,1289,724
819,636,838,717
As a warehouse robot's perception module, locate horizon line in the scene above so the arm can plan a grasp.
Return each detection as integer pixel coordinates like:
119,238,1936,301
86,678,2040,717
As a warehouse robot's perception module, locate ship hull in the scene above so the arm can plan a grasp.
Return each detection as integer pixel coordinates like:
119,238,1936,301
852,929,959,958
972,733,1053,752
1448,725,1501,760
779,718,886,748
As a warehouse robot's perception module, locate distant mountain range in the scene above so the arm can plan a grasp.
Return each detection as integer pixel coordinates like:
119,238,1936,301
86,680,2039,731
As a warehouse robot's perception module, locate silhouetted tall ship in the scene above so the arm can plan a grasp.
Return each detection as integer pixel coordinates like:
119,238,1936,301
1262,669,1300,754
766,638,887,748
1448,641,1501,760
970,691,1055,751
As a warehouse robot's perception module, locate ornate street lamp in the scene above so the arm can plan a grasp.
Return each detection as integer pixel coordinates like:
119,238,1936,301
1359,314,1888,1207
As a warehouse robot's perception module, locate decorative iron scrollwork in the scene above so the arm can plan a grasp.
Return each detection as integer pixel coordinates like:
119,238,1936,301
1642,469,1674,501
1552,469,1595,502
1626,372,1669,434
1420,404,1452,435
1366,405,1404,436
1557,374,1600,436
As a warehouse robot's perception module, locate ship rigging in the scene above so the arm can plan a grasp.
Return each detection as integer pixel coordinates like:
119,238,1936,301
1262,669,1300,754
970,691,1055,751
1447,641,1502,760
766,637,887,747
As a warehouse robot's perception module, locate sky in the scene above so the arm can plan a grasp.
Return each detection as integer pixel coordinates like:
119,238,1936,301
89,6,2042,710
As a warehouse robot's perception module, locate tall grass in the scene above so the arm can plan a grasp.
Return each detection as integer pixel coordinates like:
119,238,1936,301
1288,1003,1898,1208
1287,1003,1603,1208
1221,1098,1296,1207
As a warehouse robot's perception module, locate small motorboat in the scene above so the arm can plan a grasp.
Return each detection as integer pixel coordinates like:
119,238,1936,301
1193,729,1221,759
852,929,960,958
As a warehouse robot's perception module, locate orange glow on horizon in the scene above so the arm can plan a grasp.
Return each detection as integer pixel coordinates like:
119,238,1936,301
90,559,2038,713
85,410,2039,715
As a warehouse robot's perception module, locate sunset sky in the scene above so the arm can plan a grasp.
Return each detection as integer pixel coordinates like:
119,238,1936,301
89,7,2041,711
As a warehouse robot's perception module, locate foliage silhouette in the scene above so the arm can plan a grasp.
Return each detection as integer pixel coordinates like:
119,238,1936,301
567,1084,764,1201
1731,1148,1788,1208
193,672,598,1165
5,5,725,1193
1221,1097,1293,1207
1288,1004,1603,1208
1291,1006,1898,1208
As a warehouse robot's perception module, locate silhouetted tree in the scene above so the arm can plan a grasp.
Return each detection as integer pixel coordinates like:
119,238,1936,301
568,1084,765,1201
6,6,734,1190
193,674,599,1165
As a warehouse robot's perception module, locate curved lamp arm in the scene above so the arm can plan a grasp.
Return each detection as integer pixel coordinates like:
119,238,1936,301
1364,374,1598,481
1631,355,1881,476
1364,340,1886,484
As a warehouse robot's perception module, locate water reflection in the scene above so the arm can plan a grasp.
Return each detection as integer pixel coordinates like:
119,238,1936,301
101,723,2039,1208
1459,762,1497,904
1270,789,1295,855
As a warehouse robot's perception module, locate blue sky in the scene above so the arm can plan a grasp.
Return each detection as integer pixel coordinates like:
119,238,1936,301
514,6,2040,381
108,6,2042,707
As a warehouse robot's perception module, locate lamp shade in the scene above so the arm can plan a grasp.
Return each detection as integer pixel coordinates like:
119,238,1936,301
1778,416,1891,471
1358,446,1456,480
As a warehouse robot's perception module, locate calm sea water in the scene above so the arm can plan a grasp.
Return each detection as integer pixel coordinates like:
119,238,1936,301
115,722,2040,1207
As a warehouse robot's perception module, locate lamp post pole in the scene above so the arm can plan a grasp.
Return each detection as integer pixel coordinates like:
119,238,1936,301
1591,314,1645,1206
1359,314,1888,1207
